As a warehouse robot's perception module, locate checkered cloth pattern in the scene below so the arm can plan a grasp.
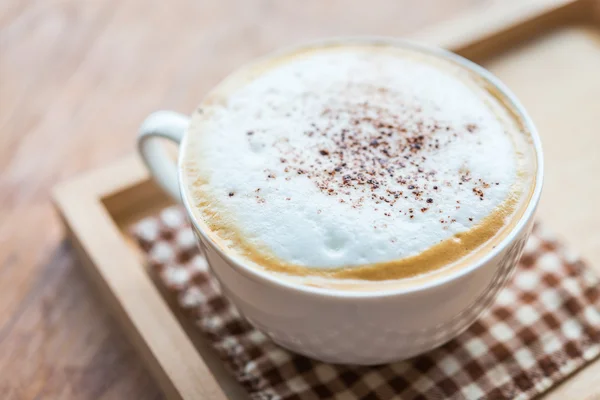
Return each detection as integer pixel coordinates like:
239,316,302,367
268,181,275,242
132,206,600,400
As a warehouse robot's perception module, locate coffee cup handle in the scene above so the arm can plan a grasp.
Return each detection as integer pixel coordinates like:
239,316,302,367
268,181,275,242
137,111,190,202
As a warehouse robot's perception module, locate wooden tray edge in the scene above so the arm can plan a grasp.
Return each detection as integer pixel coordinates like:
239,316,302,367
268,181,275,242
52,158,229,400
412,0,593,59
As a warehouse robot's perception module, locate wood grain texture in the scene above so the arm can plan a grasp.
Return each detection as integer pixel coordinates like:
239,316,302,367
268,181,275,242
0,0,483,398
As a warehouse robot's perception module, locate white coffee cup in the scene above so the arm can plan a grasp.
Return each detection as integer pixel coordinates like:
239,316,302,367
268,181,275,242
138,38,543,365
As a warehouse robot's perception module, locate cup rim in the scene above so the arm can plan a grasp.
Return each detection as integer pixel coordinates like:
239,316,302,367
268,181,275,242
177,36,544,299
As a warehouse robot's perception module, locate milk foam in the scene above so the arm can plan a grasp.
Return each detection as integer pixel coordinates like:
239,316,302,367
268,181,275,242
184,44,531,277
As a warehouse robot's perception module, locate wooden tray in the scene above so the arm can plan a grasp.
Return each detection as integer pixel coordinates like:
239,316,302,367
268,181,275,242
53,0,600,398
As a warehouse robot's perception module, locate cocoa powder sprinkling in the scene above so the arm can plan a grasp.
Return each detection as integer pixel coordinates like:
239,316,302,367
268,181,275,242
243,87,500,225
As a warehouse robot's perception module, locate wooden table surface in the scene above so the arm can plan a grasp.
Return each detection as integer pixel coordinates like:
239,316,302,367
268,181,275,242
0,0,532,398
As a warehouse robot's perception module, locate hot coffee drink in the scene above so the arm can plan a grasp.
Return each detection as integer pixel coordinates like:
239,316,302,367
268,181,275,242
182,41,536,290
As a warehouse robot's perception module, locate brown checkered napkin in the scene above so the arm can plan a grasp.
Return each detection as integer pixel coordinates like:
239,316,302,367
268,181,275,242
132,206,600,400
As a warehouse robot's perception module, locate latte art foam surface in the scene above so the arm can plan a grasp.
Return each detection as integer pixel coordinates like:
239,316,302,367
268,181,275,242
183,44,534,282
